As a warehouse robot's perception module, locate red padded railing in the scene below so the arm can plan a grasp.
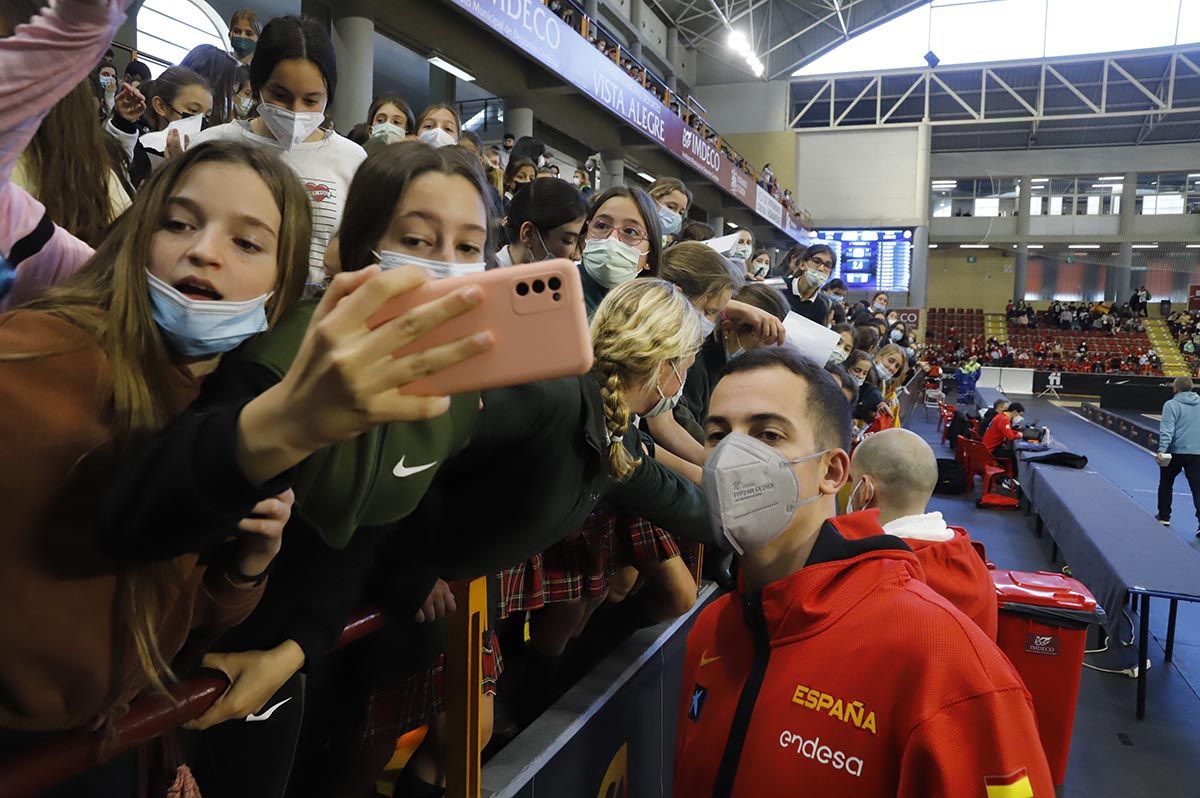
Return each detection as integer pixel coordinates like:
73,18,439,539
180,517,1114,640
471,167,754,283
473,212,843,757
0,607,386,796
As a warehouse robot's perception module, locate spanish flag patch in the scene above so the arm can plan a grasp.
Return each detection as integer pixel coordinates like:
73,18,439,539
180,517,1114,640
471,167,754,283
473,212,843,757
984,768,1034,798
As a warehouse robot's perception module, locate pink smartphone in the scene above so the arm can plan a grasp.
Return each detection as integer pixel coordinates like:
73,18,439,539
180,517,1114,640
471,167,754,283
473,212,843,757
367,259,594,396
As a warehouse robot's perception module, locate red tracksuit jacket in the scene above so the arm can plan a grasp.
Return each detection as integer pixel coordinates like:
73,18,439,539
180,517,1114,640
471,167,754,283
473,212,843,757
674,523,1053,798
831,509,998,639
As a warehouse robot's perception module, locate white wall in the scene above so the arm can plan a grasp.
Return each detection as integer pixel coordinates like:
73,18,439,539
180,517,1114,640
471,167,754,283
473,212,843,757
796,127,929,226
693,80,789,132
932,142,1200,178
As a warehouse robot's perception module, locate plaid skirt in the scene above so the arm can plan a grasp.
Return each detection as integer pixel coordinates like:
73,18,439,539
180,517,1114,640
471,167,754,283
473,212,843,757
358,630,503,755
497,510,616,620
614,515,699,571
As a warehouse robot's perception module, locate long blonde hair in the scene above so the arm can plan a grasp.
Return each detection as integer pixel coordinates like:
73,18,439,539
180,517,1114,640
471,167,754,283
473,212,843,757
21,141,312,694
875,342,911,392
590,279,704,479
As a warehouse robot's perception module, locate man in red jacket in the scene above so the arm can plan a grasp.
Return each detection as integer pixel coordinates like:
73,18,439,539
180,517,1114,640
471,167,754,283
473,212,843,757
983,401,1025,461
834,427,998,639
677,347,1052,797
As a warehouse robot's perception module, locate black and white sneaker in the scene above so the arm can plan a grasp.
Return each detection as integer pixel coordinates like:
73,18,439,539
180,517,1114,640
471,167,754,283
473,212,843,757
1155,516,1171,526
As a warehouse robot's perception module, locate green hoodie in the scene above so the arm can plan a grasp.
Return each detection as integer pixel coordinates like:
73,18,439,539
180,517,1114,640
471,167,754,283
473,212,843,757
232,302,479,548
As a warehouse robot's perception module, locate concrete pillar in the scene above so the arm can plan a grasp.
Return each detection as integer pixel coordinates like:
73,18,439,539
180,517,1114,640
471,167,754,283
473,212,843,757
1111,171,1138,304
331,2,373,133
910,226,929,309
584,0,599,18
629,40,643,61
428,63,456,107
599,151,625,189
709,216,725,235
1013,176,1032,303
504,104,534,140
666,26,679,66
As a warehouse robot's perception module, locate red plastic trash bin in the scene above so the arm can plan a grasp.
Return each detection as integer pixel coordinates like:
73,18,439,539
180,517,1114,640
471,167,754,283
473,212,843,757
991,570,1103,787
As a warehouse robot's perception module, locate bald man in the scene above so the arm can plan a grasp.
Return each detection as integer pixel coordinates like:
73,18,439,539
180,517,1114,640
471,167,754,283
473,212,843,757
832,429,998,639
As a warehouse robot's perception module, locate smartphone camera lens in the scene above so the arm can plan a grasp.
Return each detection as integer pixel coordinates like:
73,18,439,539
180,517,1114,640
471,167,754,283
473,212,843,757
548,276,562,291
532,279,545,294
552,292,561,302
516,282,529,296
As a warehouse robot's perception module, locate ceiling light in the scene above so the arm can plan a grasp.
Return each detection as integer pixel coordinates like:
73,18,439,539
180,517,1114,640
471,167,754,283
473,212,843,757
1068,244,1100,249
1031,178,1049,183
727,30,750,55
1132,244,1159,249
1098,176,1123,181
928,244,939,248
1027,244,1044,249
427,53,475,82
1187,244,1200,249
1188,174,1200,178
960,244,989,249
750,60,765,77
727,221,738,229
635,171,655,182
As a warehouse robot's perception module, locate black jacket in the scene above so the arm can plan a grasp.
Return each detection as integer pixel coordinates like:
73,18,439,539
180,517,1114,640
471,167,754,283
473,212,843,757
398,373,717,578
782,275,831,325
675,334,728,441
853,381,886,423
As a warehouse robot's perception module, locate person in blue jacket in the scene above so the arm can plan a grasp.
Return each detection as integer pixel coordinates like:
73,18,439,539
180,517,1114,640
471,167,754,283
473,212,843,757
1155,376,1200,537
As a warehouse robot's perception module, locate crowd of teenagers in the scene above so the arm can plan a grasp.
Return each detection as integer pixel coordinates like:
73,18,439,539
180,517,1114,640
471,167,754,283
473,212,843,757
2,1,1057,796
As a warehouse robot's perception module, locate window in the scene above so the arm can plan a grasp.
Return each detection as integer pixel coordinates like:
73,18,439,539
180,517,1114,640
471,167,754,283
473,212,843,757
795,0,1200,77
136,0,228,76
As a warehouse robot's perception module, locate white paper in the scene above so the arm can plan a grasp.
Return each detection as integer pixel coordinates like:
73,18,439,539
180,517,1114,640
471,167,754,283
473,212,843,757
783,311,841,365
138,114,205,153
701,232,741,254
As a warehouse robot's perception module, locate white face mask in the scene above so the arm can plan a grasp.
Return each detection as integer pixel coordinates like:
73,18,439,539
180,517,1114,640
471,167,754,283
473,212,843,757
702,433,829,555
827,347,848,365
234,95,255,119
875,362,895,381
371,122,406,144
257,103,325,148
419,127,457,148
751,259,770,278
645,363,686,418
850,374,865,388
845,477,873,514
581,237,643,289
374,249,486,280
700,316,716,338
730,244,752,261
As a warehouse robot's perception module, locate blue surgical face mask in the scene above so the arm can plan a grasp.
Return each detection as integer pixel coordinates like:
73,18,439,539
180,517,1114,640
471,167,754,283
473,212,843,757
646,362,686,418
700,315,716,338
581,237,643,289
875,361,895,381
374,249,485,280
147,271,271,358
657,205,683,237
890,329,904,342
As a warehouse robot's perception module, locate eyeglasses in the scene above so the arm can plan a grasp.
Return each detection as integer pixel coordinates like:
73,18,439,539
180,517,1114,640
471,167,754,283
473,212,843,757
587,219,649,248
807,257,833,271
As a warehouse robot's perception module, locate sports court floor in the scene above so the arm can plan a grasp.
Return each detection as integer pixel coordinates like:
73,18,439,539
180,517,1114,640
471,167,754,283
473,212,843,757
908,397,1200,797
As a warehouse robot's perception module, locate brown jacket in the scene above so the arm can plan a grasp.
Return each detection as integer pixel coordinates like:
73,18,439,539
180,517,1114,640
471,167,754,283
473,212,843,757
0,310,264,732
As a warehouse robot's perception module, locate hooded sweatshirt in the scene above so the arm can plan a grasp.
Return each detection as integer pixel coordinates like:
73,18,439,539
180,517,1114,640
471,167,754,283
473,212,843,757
1158,391,1200,455
674,522,1050,797
831,509,998,639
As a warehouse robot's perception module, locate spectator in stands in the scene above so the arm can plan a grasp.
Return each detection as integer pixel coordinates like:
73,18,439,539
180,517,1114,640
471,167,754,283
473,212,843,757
720,283,789,361
572,167,594,198
180,44,242,126
983,400,1025,462
823,276,847,305
228,8,261,64
502,156,537,205
979,398,1008,438
577,185,662,313
874,341,910,411
497,177,587,266
728,228,753,269
871,290,888,313
499,131,515,167
836,428,997,638
415,103,461,146
1155,376,1200,536
830,322,854,366
648,176,691,244
95,59,117,116
825,361,858,404
747,248,771,280
191,15,366,289
677,220,714,242
853,323,880,354
510,135,546,169
847,349,888,423
676,347,1052,797
365,95,415,149
781,243,834,324
11,73,132,247
122,58,151,89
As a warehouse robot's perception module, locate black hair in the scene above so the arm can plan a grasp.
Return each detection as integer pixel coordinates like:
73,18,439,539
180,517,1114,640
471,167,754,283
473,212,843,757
733,283,789,321
180,44,242,125
677,221,714,242
249,16,337,107
504,156,537,191
346,122,370,146
510,136,546,164
503,131,515,140
992,398,1009,409
825,363,855,396
143,66,211,130
853,325,880,353
1008,402,1025,413
123,60,152,83
585,185,664,275
504,177,588,240
229,8,262,35
337,141,496,273
802,243,837,268
824,277,847,292
721,346,852,451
